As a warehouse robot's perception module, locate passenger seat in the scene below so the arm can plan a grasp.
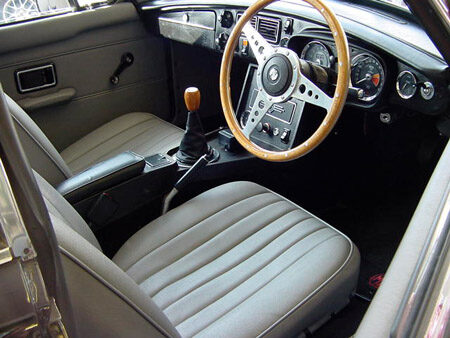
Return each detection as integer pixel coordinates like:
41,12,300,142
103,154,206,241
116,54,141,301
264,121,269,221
6,94,183,186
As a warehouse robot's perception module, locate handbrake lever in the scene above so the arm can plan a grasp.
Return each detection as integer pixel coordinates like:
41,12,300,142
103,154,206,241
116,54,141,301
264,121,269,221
162,153,212,214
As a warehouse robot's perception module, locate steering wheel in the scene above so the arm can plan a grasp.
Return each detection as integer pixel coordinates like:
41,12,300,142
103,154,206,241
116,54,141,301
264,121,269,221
220,0,350,161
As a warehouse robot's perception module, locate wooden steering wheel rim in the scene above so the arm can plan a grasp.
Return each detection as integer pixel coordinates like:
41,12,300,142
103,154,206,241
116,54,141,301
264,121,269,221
220,0,350,161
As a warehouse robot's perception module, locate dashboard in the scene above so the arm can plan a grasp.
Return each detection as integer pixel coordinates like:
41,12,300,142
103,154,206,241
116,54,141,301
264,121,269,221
142,0,449,117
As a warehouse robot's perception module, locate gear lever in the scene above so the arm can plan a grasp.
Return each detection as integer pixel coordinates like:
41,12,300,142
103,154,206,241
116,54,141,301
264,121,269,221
176,87,218,165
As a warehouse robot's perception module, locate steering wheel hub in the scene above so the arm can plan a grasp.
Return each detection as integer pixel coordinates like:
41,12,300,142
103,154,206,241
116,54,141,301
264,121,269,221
261,54,293,97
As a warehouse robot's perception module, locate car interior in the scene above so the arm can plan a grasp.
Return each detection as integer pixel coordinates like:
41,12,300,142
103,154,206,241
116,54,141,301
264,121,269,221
0,0,448,336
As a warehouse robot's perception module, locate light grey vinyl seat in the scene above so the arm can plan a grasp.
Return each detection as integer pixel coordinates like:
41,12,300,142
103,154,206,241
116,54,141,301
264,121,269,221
7,94,183,186
36,173,360,337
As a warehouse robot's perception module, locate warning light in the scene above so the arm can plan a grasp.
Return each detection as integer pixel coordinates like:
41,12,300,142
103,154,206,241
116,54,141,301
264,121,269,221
372,73,380,87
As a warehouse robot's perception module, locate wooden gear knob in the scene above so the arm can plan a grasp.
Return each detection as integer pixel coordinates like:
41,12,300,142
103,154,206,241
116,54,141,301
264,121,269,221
184,87,201,112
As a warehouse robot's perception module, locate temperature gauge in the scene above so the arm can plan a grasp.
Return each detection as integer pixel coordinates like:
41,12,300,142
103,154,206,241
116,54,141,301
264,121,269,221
396,71,417,99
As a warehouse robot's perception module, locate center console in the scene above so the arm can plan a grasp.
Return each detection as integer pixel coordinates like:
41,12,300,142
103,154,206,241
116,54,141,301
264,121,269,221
236,65,304,151
58,152,178,229
59,85,261,230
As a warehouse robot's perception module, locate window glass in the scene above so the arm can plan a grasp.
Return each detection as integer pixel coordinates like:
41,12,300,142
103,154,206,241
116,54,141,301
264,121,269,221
0,0,73,24
0,0,108,25
376,0,409,9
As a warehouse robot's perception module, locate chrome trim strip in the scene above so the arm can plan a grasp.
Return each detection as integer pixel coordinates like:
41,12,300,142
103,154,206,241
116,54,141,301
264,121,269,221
0,247,12,265
391,184,450,337
0,157,35,260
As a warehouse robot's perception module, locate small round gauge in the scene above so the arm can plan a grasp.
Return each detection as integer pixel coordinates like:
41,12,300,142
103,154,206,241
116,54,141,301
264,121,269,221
351,54,385,102
240,111,250,128
396,71,417,99
301,41,331,68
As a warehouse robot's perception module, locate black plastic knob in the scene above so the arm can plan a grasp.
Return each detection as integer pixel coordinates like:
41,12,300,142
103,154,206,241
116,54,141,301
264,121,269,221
215,32,229,50
219,11,234,28
262,122,271,133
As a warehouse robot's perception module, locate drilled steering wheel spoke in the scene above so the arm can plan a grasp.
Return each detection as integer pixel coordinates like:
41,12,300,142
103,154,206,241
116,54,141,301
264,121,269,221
242,90,271,138
292,74,333,112
242,21,275,65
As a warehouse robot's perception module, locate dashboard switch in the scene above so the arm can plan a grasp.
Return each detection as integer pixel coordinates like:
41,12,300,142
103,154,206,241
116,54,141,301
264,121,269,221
420,82,435,100
283,18,293,34
262,122,271,134
241,39,249,56
280,129,291,143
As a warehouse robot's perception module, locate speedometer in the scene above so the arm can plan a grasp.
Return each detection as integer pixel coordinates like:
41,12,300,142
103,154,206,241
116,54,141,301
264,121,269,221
351,54,385,102
301,41,331,68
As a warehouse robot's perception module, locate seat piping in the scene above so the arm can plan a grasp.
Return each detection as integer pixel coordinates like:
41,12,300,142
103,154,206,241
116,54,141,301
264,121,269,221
255,186,356,337
158,212,313,309
138,199,289,286
121,191,272,271
59,247,175,338
183,232,340,334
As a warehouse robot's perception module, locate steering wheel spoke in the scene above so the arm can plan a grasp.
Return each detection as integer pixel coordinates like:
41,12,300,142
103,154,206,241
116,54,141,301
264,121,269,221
242,90,271,138
292,74,333,112
242,21,275,65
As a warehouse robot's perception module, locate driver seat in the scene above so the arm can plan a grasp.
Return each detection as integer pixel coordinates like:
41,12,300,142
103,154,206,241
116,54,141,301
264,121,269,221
36,172,360,337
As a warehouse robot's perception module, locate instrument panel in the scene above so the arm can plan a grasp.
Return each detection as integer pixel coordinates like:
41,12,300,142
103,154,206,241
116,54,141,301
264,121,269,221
299,39,386,103
154,6,448,115
293,37,445,112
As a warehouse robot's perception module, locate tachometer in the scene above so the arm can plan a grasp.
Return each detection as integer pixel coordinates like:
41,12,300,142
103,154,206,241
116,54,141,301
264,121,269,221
301,41,331,68
351,54,385,102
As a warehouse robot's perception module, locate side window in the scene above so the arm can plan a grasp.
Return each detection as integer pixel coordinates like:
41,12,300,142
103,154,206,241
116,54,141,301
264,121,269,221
0,0,108,25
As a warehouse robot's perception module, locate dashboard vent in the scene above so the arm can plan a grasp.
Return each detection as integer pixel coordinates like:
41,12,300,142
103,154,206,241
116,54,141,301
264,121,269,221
257,17,281,44
237,14,280,44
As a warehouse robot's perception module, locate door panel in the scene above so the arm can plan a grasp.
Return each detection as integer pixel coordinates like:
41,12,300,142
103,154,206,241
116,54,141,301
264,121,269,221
0,3,172,151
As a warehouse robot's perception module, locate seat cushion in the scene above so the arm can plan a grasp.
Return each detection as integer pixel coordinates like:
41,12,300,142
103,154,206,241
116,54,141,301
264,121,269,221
61,112,183,174
113,181,360,337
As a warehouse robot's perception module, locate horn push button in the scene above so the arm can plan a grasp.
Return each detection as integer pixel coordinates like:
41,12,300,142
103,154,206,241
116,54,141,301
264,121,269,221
261,54,293,97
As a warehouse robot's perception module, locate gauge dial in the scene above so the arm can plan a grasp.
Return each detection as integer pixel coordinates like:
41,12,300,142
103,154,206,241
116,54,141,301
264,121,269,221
351,54,385,102
301,41,331,68
396,71,417,99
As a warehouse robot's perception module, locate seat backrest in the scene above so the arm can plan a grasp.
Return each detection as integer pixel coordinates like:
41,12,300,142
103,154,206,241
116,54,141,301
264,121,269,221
35,172,180,338
6,94,72,186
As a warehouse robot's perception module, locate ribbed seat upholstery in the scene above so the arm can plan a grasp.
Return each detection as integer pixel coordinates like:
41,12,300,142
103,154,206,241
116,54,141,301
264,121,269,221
34,171,359,337
6,93,183,185
113,181,359,337
61,112,183,174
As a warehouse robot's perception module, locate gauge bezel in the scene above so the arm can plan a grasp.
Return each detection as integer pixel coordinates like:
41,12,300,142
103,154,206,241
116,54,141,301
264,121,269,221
396,70,417,100
300,40,331,68
351,53,385,102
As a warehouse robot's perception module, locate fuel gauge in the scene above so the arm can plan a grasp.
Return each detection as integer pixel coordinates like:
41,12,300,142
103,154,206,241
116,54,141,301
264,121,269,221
396,71,417,99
